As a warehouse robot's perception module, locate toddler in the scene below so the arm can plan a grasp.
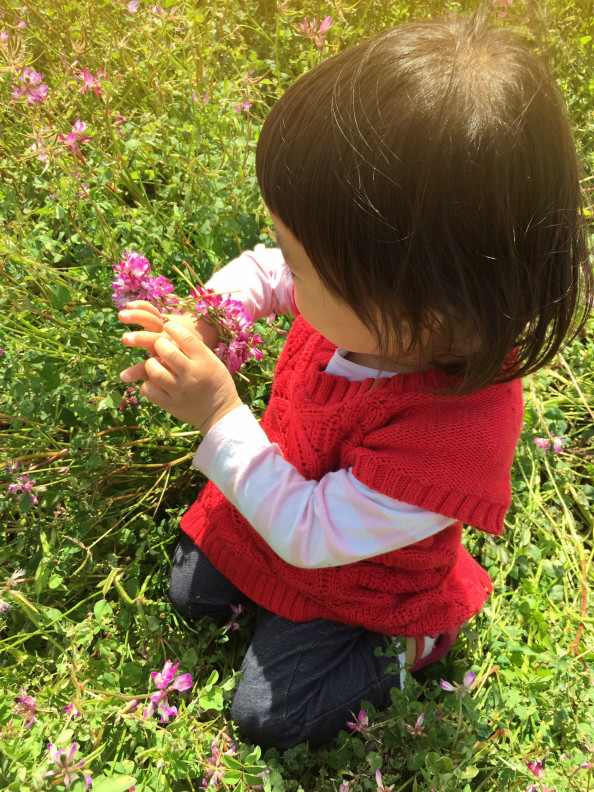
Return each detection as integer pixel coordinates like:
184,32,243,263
119,11,591,750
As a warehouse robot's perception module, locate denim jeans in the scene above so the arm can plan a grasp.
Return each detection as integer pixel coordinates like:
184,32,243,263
168,532,403,750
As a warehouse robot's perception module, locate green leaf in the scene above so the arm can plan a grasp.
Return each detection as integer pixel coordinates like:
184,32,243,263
244,746,262,763
91,775,136,792
181,647,198,667
198,686,224,711
50,285,71,310
121,662,144,686
94,599,113,622
222,754,243,770
425,752,453,775
406,750,427,771
205,669,219,686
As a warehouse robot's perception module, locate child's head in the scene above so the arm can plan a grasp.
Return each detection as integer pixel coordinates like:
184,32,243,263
256,12,592,391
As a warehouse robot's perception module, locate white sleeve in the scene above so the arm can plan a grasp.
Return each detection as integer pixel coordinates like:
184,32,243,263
193,406,455,569
205,245,295,320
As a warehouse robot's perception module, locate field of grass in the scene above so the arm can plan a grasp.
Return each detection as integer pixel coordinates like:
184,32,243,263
0,1,593,790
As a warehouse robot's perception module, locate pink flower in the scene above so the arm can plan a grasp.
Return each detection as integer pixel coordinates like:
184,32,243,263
346,709,369,733
63,703,82,719
61,55,79,71
16,20,26,29
143,660,193,723
127,0,139,12
440,670,476,696
149,4,166,15
29,139,48,163
119,385,139,410
43,743,92,789
223,603,245,633
13,689,37,730
297,13,332,51
404,711,426,735
1,29,8,44
203,735,237,787
534,437,550,450
7,470,46,506
527,760,545,779
233,101,251,114
12,67,49,107
58,119,91,153
79,66,107,97
534,435,566,452
375,769,395,792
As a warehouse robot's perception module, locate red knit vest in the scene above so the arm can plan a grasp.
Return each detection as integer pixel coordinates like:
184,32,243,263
181,316,524,637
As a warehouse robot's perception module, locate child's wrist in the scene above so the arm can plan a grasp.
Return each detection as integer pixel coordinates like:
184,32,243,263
199,397,244,436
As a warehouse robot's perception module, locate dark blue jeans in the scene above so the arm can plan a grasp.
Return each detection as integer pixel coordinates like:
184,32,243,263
168,532,403,750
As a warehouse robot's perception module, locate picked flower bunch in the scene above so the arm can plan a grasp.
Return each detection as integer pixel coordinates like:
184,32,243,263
111,249,263,374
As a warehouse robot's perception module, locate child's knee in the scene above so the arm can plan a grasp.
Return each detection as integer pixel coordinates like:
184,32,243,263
231,687,303,750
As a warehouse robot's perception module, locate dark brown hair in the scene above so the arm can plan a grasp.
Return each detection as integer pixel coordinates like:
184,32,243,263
256,12,592,392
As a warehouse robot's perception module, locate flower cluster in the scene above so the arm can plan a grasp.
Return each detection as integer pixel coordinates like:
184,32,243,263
202,733,237,788
12,67,49,106
143,659,193,722
188,285,264,374
112,250,176,309
297,13,332,51
111,250,264,374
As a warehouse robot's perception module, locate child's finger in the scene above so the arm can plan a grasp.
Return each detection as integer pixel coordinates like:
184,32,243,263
162,320,209,361
125,300,163,317
120,361,149,383
119,308,164,333
153,336,189,377
139,378,172,409
122,330,160,350
145,354,178,391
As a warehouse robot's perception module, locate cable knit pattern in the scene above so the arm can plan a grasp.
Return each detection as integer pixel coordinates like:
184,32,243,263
181,315,524,636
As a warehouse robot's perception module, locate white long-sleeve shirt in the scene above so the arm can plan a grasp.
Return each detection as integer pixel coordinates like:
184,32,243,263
195,245,454,569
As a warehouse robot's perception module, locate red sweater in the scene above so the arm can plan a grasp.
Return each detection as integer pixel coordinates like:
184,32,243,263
181,315,524,636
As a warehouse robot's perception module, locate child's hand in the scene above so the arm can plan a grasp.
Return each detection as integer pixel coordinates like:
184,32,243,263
119,300,220,383
120,320,243,435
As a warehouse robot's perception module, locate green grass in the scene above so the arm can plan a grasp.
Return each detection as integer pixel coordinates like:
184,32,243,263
1,1,593,791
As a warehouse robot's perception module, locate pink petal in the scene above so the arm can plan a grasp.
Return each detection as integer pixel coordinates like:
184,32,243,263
318,15,332,34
